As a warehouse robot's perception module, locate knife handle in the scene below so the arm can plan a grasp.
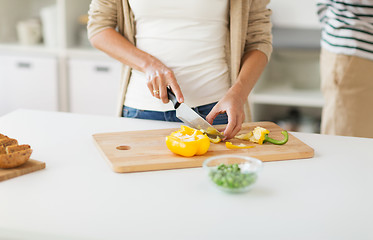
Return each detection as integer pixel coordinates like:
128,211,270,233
167,87,180,109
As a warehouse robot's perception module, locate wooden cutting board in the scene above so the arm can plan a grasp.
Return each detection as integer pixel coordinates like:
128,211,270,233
93,122,314,173
0,159,46,181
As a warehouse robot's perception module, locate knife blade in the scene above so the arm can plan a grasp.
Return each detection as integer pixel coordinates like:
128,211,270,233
167,88,225,139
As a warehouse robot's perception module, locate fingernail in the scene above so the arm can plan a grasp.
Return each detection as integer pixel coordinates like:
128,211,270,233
179,97,183,102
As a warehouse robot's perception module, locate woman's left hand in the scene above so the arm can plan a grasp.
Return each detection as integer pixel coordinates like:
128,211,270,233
206,89,246,140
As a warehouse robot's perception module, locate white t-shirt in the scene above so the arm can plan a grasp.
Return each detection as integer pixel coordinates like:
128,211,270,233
124,0,230,111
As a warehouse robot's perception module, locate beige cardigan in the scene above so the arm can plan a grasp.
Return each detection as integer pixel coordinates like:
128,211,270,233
88,0,273,120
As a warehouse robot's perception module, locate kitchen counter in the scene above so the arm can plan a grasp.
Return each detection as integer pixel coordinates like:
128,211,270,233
1,109,372,240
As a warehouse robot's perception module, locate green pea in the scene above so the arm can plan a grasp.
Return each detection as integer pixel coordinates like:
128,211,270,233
209,163,257,190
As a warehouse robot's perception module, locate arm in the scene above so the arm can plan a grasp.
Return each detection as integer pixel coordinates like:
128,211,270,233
316,0,329,25
206,0,272,139
87,0,184,103
206,50,268,139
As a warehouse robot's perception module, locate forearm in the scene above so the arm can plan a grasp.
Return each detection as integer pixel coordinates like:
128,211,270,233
230,50,268,102
90,28,184,103
90,28,153,72
206,50,267,138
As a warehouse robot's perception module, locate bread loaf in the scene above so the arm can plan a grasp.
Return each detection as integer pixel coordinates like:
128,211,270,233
0,134,32,169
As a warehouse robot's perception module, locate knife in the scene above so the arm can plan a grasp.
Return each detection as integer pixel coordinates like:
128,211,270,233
167,88,225,139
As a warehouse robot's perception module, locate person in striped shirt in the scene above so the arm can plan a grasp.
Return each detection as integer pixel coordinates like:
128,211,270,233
317,0,373,138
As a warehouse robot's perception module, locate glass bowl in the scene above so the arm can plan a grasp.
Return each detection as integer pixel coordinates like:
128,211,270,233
202,155,263,193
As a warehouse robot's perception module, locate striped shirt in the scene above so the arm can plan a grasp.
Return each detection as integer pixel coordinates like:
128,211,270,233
317,0,373,61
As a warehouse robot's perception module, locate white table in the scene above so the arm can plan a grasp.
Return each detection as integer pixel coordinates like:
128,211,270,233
1,109,372,240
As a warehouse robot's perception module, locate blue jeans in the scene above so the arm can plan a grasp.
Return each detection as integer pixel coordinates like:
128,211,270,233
122,102,228,125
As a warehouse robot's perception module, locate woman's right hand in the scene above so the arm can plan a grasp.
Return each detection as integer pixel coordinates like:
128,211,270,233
144,57,184,104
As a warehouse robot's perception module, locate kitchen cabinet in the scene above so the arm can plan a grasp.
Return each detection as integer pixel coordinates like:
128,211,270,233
0,55,58,116
68,58,122,116
0,0,113,116
0,0,92,49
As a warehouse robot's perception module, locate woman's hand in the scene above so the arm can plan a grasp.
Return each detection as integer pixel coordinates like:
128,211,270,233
145,57,184,104
206,50,268,140
90,28,184,104
206,88,246,140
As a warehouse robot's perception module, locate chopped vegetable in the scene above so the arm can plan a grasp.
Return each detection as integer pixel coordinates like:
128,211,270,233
235,126,289,145
209,163,257,190
201,127,223,136
165,125,210,157
208,135,222,144
249,127,270,144
225,142,255,149
235,131,253,141
200,127,223,143
264,130,289,145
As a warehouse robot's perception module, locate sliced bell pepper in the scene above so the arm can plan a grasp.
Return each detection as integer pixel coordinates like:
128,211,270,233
200,127,223,136
249,127,270,145
264,130,289,145
235,131,253,141
208,135,222,143
200,128,223,143
225,142,255,149
166,125,210,157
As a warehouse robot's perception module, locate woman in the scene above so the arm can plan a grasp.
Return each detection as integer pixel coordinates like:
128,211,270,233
87,0,272,139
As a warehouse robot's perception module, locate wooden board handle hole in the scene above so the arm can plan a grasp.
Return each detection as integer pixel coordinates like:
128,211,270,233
116,145,131,150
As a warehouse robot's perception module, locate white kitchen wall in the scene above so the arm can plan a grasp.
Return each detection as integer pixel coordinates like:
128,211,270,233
269,0,320,29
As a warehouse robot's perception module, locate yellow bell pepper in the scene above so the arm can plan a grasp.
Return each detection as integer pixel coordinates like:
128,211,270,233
208,135,222,143
249,127,270,145
166,125,210,157
200,127,223,143
235,131,253,141
225,142,255,149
